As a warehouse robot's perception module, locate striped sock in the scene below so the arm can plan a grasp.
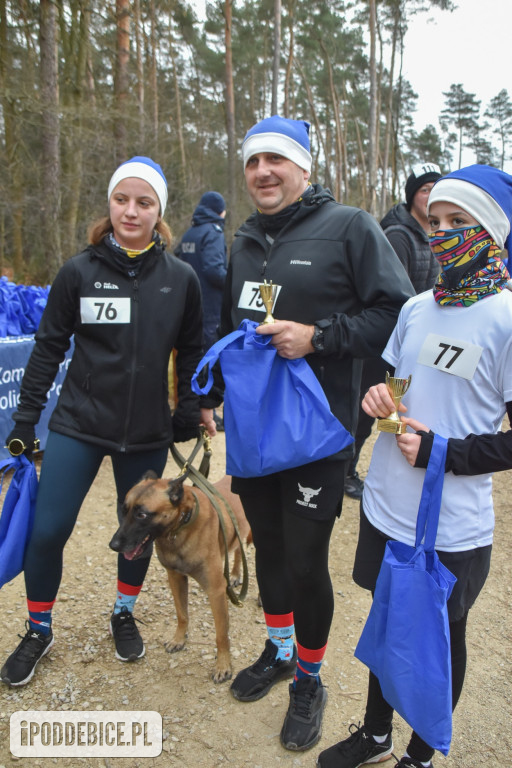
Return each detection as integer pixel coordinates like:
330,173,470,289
113,580,142,615
264,612,295,662
294,641,327,686
27,599,55,636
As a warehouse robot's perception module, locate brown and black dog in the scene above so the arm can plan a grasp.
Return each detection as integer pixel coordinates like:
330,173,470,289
109,473,250,683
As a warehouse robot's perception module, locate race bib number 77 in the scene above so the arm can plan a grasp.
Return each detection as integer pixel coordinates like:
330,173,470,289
417,333,482,380
80,297,131,324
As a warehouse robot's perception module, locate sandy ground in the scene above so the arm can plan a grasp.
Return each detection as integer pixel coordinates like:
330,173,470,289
0,427,510,767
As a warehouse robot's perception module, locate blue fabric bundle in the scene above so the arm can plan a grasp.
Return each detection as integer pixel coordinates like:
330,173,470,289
0,277,49,337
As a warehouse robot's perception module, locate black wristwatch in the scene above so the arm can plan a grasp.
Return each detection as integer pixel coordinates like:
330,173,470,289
311,323,325,352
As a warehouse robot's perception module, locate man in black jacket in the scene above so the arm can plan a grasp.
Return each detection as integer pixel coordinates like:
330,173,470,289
202,115,414,753
345,162,442,500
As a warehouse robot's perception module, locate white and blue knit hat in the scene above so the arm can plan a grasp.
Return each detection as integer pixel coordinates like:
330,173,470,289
108,156,168,214
242,115,312,173
428,164,512,253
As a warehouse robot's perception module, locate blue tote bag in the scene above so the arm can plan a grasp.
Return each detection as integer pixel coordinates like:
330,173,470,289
354,434,456,755
0,454,38,589
191,319,353,477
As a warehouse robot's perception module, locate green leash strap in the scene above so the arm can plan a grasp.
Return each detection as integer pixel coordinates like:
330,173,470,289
170,436,249,606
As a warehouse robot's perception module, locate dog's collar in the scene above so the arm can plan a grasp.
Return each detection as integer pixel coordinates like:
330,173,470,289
171,490,200,538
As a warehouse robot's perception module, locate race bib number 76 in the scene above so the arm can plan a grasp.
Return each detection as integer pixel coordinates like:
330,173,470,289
417,332,482,380
80,297,131,324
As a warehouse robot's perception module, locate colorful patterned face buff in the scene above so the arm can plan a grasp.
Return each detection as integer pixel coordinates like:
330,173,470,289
429,225,510,306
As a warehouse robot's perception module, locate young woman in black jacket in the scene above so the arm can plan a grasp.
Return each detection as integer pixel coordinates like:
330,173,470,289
1,156,214,687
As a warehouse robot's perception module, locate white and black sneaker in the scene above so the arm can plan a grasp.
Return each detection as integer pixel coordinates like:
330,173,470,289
317,722,393,767
1,623,54,687
110,607,145,661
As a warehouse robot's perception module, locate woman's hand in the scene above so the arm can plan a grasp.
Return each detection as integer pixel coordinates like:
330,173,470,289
362,383,407,419
200,408,217,438
396,416,430,466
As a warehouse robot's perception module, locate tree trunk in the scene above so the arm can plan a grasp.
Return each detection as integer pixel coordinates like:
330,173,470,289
133,0,145,145
114,0,130,163
295,58,333,191
40,0,62,278
0,0,23,276
283,0,295,117
224,0,236,217
367,0,378,215
271,0,281,114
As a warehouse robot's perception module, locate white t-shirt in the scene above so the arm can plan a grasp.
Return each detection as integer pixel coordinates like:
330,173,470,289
363,288,512,552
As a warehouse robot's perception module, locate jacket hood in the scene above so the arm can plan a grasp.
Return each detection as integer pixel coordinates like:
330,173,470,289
192,205,226,227
380,202,427,240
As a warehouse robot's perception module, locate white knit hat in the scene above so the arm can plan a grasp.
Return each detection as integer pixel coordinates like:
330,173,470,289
108,156,168,214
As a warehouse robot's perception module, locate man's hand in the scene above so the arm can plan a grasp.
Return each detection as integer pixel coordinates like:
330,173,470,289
256,320,315,359
361,382,408,419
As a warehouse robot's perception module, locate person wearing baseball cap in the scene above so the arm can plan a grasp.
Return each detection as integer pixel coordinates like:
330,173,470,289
318,164,512,768
1,156,215,689
200,115,414,753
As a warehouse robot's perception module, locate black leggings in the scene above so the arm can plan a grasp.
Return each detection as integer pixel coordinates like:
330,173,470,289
364,612,469,762
24,431,169,602
238,491,337,650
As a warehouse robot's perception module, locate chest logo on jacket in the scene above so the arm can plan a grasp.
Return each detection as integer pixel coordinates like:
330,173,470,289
94,281,119,290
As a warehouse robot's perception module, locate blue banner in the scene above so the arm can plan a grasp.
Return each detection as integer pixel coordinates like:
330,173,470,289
0,336,73,460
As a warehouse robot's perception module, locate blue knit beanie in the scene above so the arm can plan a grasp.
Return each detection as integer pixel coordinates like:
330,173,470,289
428,164,512,254
242,115,312,173
108,156,168,214
199,191,226,215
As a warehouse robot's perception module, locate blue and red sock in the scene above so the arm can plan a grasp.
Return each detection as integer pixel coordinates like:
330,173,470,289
264,611,295,662
27,599,55,636
294,641,327,687
113,580,142,615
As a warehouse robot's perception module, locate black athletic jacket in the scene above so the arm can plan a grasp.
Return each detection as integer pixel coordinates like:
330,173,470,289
214,184,415,453
13,237,203,452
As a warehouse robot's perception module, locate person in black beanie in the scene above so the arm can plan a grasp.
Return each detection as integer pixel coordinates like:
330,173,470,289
345,162,442,501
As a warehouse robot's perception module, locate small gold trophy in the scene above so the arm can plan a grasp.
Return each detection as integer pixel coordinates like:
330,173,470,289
259,280,279,325
377,371,412,434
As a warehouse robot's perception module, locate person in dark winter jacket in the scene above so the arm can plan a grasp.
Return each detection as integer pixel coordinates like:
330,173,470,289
175,191,227,349
175,191,228,430
345,162,442,501
1,156,215,689
200,115,414,754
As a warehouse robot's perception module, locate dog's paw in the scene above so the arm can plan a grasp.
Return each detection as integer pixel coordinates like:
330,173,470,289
229,574,242,587
211,666,232,684
164,640,186,654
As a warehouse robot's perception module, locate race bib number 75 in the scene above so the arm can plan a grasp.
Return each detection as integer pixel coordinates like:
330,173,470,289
80,297,131,324
417,332,482,380
238,281,282,314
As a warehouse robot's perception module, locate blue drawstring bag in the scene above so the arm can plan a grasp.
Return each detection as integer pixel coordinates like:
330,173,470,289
355,434,456,755
0,454,39,589
191,319,353,477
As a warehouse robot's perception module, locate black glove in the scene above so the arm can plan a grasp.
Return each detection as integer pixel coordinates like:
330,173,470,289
5,422,38,457
172,423,201,444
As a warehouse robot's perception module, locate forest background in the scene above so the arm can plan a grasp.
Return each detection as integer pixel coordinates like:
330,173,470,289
2,0,512,285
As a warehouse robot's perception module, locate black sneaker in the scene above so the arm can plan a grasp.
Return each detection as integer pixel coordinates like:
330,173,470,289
394,759,433,768
317,722,393,767
344,472,364,500
110,608,145,661
1,623,54,687
280,676,327,751
230,639,297,701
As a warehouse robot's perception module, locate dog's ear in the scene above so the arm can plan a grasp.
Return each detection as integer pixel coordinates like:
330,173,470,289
141,469,158,481
167,477,185,504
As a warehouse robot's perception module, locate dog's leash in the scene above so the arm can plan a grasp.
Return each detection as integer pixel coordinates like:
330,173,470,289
170,431,249,606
